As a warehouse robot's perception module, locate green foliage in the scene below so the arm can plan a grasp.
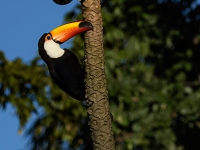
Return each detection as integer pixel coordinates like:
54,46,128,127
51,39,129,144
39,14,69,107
0,52,49,127
65,0,200,149
1,0,200,150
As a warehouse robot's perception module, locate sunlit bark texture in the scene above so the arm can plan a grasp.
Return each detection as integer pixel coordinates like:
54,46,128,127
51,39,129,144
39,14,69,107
81,0,115,149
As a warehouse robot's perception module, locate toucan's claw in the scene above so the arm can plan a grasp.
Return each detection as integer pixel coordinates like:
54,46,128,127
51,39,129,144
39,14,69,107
81,57,85,69
82,100,93,107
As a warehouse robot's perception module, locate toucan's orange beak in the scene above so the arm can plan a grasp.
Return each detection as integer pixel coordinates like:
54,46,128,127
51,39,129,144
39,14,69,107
50,21,93,44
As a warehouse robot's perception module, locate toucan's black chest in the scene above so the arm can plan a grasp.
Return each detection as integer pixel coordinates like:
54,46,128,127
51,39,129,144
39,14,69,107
47,51,85,101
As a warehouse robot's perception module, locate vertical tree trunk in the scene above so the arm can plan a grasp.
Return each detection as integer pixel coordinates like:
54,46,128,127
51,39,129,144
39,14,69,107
81,0,115,149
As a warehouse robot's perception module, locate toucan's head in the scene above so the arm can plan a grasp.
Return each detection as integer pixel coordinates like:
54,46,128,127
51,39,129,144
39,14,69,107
38,21,93,60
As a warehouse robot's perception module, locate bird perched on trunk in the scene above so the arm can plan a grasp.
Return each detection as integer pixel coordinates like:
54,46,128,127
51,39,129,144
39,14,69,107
38,21,93,106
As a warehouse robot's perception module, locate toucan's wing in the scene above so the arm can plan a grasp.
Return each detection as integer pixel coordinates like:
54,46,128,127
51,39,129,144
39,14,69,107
64,48,85,73
63,48,79,61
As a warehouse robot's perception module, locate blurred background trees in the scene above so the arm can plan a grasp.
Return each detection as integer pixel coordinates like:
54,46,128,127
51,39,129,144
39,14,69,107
1,0,200,149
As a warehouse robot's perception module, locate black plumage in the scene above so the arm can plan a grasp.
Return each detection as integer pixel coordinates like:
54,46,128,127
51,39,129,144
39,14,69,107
38,21,93,107
38,33,85,103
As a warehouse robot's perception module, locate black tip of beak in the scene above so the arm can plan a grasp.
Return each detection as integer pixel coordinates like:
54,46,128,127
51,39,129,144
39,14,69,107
79,21,93,29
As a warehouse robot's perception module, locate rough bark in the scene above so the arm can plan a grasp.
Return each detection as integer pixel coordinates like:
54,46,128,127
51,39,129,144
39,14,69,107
81,0,115,149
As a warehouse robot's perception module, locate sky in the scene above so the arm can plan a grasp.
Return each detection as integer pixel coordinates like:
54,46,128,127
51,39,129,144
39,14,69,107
0,0,79,149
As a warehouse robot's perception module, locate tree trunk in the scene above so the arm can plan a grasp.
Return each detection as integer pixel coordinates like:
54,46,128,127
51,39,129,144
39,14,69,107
81,0,115,149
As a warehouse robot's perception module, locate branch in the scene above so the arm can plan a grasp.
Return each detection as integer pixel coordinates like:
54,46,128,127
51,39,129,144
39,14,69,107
81,0,115,149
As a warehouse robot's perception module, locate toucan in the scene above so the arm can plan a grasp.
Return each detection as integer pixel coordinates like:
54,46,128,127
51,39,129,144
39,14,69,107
38,21,93,106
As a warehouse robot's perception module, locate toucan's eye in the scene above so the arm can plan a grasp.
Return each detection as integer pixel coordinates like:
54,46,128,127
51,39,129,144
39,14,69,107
45,34,52,41
47,35,51,40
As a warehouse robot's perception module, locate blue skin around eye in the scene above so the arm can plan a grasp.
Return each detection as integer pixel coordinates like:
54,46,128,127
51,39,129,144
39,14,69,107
47,36,51,40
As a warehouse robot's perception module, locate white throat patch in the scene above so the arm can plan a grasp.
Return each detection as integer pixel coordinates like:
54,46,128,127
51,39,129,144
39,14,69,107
44,40,64,58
